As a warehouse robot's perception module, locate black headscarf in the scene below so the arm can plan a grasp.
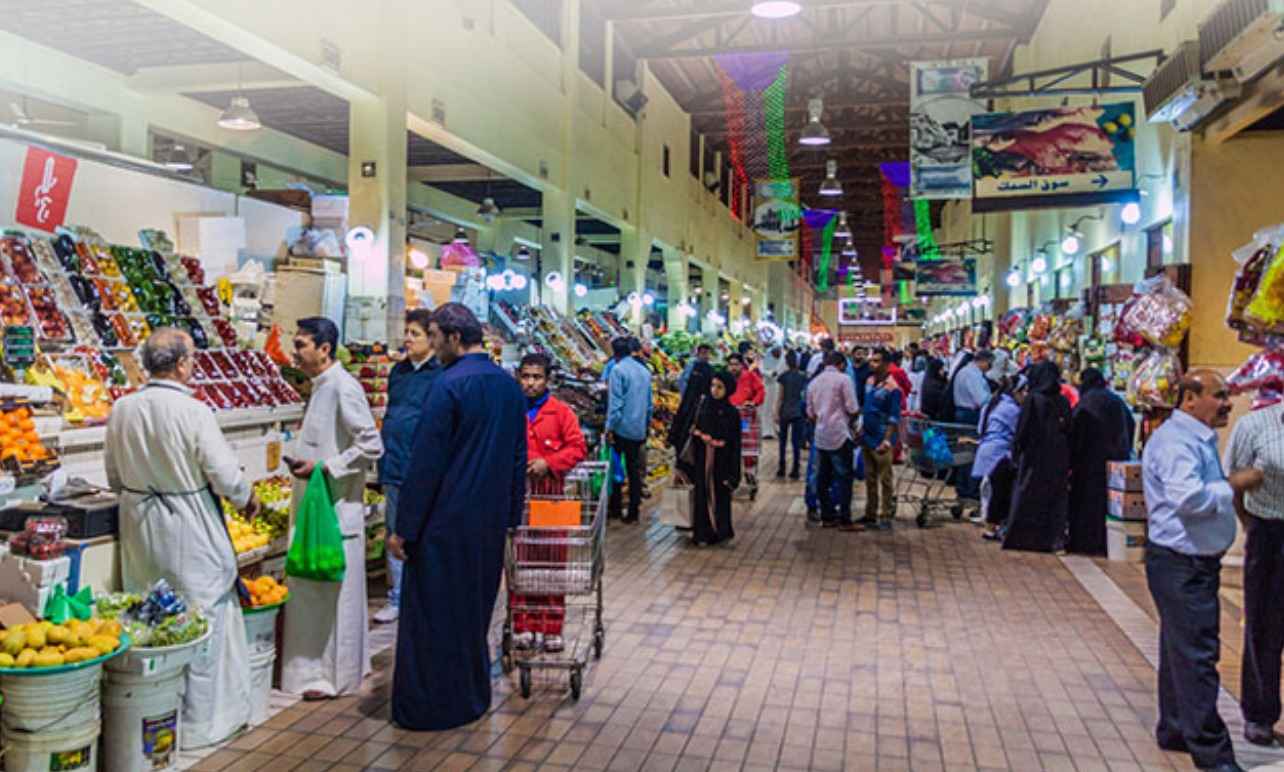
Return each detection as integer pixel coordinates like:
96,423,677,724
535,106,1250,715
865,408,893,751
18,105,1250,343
1079,367,1107,393
668,360,714,450
1027,360,1062,397
920,356,950,420
697,369,742,488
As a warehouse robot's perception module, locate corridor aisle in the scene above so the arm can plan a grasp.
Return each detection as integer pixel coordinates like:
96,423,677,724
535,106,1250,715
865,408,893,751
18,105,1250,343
189,466,1272,771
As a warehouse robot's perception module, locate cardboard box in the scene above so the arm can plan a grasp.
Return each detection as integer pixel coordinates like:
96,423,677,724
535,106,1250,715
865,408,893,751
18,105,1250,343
1107,519,1147,563
0,601,36,629
1108,461,1143,492
1107,488,1147,521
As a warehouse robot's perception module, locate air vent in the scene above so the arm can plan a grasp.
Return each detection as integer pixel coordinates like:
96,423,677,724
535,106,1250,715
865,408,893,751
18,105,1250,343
1199,0,1284,82
1144,41,1241,131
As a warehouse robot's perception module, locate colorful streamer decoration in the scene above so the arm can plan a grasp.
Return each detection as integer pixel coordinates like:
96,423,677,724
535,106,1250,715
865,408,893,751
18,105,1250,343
816,218,838,293
715,53,792,186
914,200,940,260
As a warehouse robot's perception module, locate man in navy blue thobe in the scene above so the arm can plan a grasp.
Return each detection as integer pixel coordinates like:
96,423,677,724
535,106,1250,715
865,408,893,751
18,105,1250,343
388,303,526,731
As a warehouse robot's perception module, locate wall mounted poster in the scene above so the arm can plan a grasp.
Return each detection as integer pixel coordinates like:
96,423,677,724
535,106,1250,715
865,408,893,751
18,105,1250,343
916,258,977,296
971,102,1138,212
910,59,988,200
753,178,801,260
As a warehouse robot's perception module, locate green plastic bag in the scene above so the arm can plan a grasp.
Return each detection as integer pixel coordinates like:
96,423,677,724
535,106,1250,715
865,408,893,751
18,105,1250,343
285,466,346,582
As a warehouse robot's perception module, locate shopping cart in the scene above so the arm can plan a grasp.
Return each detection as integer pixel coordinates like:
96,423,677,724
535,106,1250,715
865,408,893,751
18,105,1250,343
896,414,978,529
737,404,760,501
501,461,607,700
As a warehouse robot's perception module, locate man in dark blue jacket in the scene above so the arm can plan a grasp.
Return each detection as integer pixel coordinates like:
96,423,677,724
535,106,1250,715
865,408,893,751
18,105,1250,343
375,307,440,624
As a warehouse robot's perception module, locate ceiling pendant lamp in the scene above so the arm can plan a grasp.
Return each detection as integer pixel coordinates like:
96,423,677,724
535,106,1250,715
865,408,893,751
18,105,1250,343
834,211,852,239
162,143,193,172
477,197,501,223
818,159,843,197
841,241,857,258
452,226,470,244
513,244,532,261
799,98,831,147
216,65,261,131
751,1,802,19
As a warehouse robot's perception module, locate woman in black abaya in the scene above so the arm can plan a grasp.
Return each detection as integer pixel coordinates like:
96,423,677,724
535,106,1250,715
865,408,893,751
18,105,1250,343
1003,360,1073,553
1067,367,1136,555
688,370,742,546
668,358,714,474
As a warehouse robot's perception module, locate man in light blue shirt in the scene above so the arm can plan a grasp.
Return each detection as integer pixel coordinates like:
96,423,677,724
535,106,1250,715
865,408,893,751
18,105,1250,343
1142,370,1262,772
606,337,652,523
951,350,993,503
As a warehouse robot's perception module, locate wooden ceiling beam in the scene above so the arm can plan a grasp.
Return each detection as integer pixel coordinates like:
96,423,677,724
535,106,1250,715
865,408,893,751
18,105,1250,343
637,28,1017,59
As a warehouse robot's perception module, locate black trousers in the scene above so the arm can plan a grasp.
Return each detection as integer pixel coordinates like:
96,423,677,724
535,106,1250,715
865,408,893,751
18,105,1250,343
1145,543,1235,768
609,435,645,520
777,416,806,474
1242,515,1284,726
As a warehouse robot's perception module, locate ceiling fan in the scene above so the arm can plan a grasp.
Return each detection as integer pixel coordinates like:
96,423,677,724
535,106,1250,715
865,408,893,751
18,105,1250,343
9,97,77,128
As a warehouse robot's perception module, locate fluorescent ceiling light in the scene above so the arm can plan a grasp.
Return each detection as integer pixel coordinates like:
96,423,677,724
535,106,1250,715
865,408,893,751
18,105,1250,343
751,1,802,19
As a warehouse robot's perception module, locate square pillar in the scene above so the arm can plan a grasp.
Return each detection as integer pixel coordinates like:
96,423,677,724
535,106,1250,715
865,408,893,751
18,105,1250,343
539,189,575,315
618,227,652,329
663,249,689,331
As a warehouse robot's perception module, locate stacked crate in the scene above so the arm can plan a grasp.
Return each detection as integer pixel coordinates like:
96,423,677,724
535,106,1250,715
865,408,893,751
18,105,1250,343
1106,461,1147,562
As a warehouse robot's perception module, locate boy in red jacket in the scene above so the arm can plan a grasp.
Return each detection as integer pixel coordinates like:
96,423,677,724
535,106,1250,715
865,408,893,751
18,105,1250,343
514,353,587,652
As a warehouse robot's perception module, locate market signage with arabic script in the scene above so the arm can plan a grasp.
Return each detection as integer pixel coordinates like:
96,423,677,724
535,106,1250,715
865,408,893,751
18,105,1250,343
14,147,77,232
971,103,1137,213
752,178,801,261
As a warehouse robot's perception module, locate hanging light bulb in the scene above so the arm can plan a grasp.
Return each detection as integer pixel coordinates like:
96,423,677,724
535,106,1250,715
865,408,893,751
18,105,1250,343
751,1,802,19
513,244,532,261
1061,234,1080,255
1121,202,1142,226
834,211,852,239
452,227,469,244
798,98,831,147
819,159,843,197
841,241,857,258
511,273,528,290
1006,269,1022,287
408,248,429,270
161,143,194,171
1031,255,1048,274
545,271,565,291
574,282,588,298
476,197,501,223
217,65,261,131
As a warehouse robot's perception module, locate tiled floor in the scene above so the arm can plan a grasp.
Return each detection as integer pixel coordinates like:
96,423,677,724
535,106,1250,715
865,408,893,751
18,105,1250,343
185,451,1284,771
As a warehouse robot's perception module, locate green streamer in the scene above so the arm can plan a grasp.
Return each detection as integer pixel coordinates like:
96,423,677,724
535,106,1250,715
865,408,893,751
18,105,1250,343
816,218,837,293
914,200,940,260
899,280,913,305
764,65,791,181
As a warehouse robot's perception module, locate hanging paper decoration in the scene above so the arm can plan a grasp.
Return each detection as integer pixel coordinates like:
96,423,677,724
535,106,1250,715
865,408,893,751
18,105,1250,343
914,200,940,260
879,162,913,252
802,209,838,291
899,280,914,305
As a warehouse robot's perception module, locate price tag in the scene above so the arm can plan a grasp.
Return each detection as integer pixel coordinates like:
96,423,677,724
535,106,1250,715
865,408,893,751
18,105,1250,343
142,656,158,675
266,441,282,472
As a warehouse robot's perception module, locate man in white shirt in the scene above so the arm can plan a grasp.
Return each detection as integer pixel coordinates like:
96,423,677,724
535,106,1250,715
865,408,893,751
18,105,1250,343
806,351,861,530
281,317,384,701
1225,400,1284,748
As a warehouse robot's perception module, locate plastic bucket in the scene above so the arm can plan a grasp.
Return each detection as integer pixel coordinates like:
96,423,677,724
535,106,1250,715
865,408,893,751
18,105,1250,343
101,667,186,772
247,648,275,727
0,666,102,772
0,719,100,772
242,605,280,657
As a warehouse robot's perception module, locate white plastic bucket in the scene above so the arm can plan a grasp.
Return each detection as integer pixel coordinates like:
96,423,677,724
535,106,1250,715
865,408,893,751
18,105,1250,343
0,719,100,772
242,606,280,657
0,666,102,772
101,667,186,772
246,648,275,727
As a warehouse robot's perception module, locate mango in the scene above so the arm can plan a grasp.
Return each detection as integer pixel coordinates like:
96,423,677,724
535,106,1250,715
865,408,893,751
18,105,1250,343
38,621,53,632
3,629,26,656
98,620,121,638
63,647,98,664
46,625,70,645
15,649,36,668
87,635,119,656
33,651,64,668
0,652,14,667
25,625,46,650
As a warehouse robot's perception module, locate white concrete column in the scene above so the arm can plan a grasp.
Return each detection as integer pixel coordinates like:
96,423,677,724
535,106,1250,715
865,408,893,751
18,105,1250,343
539,188,575,314
617,227,652,329
663,249,688,331
700,264,719,335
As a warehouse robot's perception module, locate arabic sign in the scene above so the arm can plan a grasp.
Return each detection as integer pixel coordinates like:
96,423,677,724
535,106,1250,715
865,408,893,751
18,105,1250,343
910,59,988,200
971,103,1137,212
753,178,801,260
15,147,77,232
916,258,976,296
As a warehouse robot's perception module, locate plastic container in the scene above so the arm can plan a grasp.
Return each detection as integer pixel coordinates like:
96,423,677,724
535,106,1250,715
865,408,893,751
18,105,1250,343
242,603,282,657
246,647,275,726
101,667,185,771
0,664,103,772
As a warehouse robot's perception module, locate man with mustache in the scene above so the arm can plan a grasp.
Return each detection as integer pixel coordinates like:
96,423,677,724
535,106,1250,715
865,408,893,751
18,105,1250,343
1143,370,1263,772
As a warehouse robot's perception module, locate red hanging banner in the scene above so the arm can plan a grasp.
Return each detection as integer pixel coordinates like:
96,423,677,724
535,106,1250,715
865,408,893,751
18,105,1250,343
15,147,77,232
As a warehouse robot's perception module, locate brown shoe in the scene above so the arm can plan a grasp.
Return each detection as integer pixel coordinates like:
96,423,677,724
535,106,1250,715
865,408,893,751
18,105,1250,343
838,523,864,532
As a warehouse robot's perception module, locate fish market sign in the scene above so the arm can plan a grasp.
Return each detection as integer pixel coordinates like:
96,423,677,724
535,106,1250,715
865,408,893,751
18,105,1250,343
971,103,1137,213
15,147,77,232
